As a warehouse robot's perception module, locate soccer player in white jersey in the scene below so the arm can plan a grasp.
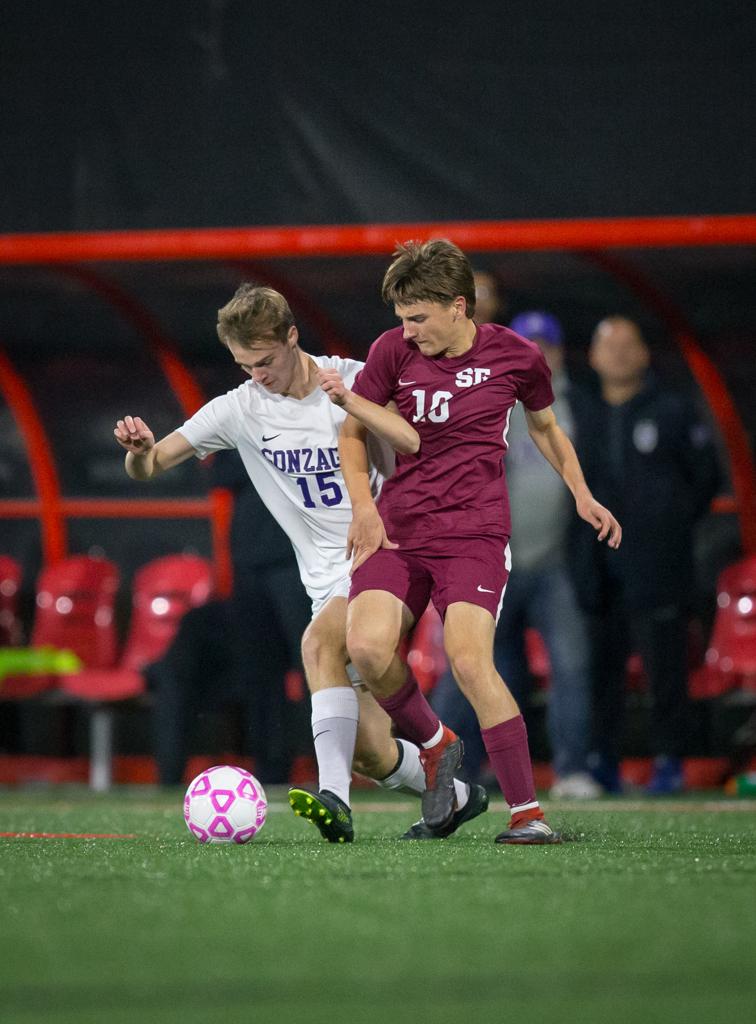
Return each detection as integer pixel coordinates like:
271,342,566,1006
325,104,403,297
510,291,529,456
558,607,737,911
114,284,486,842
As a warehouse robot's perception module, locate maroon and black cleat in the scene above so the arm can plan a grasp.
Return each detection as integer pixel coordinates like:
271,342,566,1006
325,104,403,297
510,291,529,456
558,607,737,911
494,817,561,845
419,726,464,830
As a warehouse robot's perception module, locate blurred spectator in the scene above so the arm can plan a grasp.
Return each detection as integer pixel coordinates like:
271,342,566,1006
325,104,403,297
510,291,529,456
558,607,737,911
570,316,721,794
432,309,600,798
471,270,507,325
148,451,311,785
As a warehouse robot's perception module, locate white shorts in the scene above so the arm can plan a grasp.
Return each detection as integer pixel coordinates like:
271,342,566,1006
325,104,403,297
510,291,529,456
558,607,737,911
309,573,351,619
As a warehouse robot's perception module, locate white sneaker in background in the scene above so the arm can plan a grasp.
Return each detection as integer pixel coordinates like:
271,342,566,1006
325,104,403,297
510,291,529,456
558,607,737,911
550,771,603,800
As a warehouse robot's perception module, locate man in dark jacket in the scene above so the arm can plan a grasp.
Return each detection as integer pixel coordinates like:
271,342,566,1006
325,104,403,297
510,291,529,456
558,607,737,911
571,316,720,793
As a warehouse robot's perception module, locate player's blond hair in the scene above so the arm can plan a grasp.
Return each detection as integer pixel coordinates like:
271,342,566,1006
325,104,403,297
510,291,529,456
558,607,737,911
381,239,476,318
217,284,295,347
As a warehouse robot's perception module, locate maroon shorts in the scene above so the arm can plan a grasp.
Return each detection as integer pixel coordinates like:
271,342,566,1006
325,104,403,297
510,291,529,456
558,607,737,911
349,537,511,623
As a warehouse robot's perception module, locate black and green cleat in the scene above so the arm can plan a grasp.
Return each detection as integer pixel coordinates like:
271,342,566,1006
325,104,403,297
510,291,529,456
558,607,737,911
288,787,354,844
399,784,489,840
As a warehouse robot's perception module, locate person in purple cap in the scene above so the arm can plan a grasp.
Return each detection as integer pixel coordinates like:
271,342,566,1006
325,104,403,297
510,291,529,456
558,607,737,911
319,240,621,844
433,309,601,798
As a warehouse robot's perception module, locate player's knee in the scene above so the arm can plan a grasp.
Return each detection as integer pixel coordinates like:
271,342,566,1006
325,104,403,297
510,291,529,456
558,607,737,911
346,630,394,683
301,622,346,677
446,647,487,691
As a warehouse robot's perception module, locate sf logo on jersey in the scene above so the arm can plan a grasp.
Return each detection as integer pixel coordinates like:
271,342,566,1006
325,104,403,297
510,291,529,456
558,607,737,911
411,367,491,423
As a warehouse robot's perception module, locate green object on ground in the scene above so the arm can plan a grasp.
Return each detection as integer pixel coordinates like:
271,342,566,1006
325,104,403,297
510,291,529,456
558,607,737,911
0,792,754,1024
0,646,82,683
727,771,756,796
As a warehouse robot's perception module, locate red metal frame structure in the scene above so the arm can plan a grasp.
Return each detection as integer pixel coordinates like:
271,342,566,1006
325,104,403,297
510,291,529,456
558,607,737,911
1,214,755,262
0,267,234,591
0,350,67,564
0,214,754,565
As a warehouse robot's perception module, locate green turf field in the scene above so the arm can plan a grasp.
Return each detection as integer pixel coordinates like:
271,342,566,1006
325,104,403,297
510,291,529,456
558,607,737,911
1,789,754,1024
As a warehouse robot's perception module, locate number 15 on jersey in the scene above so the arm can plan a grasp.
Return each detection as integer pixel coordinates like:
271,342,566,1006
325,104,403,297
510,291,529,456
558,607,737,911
295,472,343,508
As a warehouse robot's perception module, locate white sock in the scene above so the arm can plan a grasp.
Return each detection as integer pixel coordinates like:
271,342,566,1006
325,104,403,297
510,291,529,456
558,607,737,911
310,687,359,806
421,723,444,749
454,779,470,810
377,739,427,794
377,739,470,810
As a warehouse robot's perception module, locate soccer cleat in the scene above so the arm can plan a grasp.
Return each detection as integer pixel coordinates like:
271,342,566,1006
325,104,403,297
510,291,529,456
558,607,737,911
494,817,562,845
419,726,464,830
400,784,489,840
288,787,354,844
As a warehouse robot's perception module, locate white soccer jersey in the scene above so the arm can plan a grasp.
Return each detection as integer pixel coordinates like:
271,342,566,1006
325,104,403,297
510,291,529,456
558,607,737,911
178,354,389,614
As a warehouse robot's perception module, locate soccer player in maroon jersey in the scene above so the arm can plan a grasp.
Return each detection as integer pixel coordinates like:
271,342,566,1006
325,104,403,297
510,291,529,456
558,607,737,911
319,239,621,844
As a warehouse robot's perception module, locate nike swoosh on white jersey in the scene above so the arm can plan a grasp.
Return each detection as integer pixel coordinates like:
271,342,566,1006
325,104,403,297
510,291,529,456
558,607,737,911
477,585,496,593
398,379,417,386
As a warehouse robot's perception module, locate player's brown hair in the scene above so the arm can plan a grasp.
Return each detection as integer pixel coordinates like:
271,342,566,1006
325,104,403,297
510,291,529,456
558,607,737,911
216,284,295,347
381,239,476,318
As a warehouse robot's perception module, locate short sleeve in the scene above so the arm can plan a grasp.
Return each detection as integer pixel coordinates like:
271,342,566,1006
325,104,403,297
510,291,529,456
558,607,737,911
177,394,238,460
351,333,398,406
517,344,555,411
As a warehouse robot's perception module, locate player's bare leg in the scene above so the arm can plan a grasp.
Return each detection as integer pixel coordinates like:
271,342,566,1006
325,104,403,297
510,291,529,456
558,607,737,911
444,601,560,845
347,590,463,829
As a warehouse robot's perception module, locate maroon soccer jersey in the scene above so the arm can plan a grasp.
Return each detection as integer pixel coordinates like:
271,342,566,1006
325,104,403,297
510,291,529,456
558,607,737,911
352,323,554,545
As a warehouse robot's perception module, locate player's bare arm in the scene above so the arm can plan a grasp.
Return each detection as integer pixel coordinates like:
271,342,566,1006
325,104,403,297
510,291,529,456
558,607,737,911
339,414,398,572
318,368,420,455
114,417,196,480
525,405,622,549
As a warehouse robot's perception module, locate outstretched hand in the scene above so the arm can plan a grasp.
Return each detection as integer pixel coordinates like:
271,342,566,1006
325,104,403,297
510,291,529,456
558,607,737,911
114,415,155,454
318,368,350,407
576,493,622,549
347,503,398,574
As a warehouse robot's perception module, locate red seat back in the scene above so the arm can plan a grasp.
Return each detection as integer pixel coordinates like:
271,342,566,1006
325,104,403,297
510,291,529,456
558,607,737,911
31,555,120,668
406,605,447,694
120,554,214,672
702,555,756,686
0,555,23,646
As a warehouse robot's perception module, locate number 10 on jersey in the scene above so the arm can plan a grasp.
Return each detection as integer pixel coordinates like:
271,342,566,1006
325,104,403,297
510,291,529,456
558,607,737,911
411,389,452,423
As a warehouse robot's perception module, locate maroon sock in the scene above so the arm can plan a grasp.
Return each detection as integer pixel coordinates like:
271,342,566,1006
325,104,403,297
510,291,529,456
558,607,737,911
481,715,540,813
374,675,441,746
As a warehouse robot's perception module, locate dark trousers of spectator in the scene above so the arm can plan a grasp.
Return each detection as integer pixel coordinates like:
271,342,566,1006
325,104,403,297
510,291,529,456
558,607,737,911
148,564,311,786
589,593,690,767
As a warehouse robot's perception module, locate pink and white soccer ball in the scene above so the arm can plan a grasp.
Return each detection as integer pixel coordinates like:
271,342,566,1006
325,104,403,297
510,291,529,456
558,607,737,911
183,765,267,844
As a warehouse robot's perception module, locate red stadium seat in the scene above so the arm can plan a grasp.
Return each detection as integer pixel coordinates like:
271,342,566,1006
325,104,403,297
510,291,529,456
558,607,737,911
0,555,23,646
690,555,756,699
406,605,447,694
525,628,550,685
1,555,120,699
60,554,214,789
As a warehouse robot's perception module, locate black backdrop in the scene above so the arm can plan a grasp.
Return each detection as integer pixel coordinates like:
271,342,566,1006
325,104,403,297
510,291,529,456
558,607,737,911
2,0,754,233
